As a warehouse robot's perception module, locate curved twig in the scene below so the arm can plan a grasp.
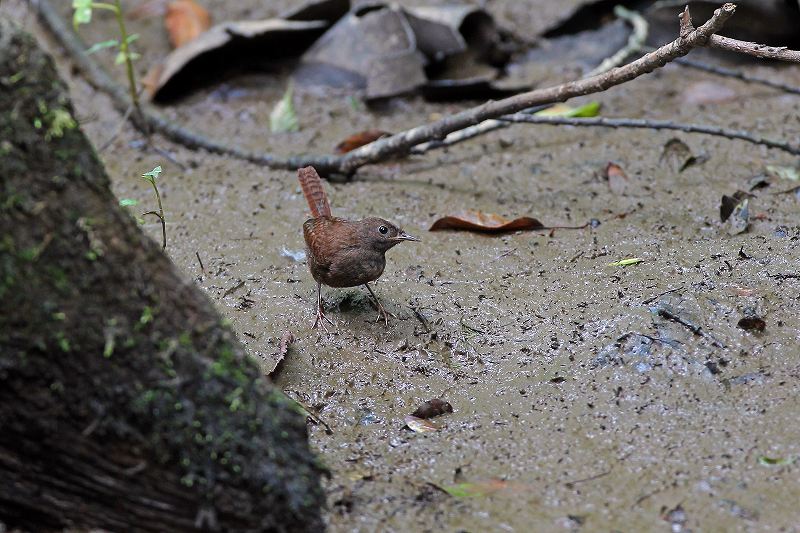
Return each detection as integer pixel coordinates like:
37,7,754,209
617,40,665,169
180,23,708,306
497,115,800,156
586,5,649,77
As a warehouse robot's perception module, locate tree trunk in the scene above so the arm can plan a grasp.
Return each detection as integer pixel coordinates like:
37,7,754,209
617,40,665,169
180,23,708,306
0,19,323,532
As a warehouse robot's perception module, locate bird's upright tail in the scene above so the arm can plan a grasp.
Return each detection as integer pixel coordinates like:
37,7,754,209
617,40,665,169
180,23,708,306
297,166,331,218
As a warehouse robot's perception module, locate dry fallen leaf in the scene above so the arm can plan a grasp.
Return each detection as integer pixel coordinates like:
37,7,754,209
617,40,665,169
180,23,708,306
165,0,211,48
429,210,546,233
267,330,294,377
660,138,706,173
404,415,439,433
603,161,628,196
411,399,453,419
738,316,766,332
334,130,390,154
149,19,327,101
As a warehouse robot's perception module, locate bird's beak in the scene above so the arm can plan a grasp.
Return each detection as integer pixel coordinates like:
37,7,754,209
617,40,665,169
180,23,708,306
393,230,420,242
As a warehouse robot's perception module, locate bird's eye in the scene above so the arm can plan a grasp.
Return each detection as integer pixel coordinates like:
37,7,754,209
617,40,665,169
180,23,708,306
379,225,388,234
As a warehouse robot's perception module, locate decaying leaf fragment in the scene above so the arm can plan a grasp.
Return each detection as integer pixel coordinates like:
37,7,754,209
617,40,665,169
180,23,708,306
720,190,751,235
441,480,507,497
429,210,546,233
660,138,704,173
411,399,453,419
164,0,211,48
603,161,628,196
404,415,439,433
737,316,765,333
765,165,800,182
297,3,515,100
267,331,295,377
147,18,329,100
270,83,299,133
334,129,390,153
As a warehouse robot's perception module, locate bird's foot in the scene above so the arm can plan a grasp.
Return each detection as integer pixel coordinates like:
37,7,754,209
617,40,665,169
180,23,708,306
312,305,335,331
371,301,396,326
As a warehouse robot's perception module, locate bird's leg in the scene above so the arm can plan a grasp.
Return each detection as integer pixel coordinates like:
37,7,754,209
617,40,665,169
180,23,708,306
313,282,334,330
363,283,393,326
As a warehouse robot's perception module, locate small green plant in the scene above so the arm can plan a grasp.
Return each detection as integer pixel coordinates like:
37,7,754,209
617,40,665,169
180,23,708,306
119,165,167,250
73,0,141,115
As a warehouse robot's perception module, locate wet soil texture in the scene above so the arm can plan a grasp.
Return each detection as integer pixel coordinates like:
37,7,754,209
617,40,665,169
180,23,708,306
7,0,800,530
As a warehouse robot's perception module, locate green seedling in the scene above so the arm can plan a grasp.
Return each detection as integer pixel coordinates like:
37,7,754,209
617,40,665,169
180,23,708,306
73,0,141,114
119,166,167,250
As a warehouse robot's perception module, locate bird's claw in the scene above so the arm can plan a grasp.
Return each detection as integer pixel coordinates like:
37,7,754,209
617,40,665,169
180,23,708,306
312,306,334,331
372,302,395,326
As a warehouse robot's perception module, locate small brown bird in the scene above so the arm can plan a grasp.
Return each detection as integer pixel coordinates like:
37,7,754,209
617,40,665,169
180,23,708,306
298,166,419,328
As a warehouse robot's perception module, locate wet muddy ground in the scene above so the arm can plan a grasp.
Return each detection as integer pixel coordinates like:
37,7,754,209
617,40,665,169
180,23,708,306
7,0,800,530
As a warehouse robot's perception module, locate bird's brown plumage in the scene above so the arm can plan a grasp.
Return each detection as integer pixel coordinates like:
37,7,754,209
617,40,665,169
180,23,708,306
297,166,418,327
297,166,331,218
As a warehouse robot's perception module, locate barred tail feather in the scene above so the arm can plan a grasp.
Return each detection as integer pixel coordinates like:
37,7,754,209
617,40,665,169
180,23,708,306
297,166,331,218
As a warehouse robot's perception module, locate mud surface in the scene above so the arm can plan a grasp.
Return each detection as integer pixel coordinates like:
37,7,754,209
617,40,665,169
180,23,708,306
6,0,800,530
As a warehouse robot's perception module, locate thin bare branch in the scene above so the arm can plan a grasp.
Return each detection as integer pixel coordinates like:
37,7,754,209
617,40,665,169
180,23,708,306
413,6,648,155
709,35,800,63
497,115,800,156
36,1,749,175
337,3,737,173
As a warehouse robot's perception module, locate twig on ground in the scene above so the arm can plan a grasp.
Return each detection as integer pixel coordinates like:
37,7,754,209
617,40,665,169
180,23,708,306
497,114,800,155
587,6,649,77
36,0,739,175
195,251,205,275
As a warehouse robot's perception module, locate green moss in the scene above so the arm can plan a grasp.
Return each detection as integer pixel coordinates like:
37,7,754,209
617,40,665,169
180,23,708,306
55,331,70,352
138,305,153,327
45,266,69,292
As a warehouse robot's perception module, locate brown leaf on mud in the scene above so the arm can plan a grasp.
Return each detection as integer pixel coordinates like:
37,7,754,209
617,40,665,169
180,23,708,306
737,316,766,333
165,0,212,48
429,210,546,233
660,138,705,173
404,415,440,433
334,130,390,154
411,399,453,419
603,161,628,195
720,190,751,235
267,330,295,377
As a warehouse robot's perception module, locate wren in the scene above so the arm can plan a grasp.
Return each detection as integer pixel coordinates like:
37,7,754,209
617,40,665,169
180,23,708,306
298,166,419,328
